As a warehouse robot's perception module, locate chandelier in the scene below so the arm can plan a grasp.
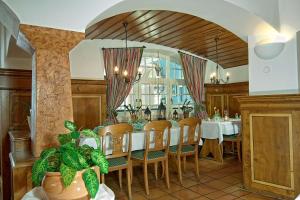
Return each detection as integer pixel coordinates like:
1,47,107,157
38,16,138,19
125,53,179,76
210,36,230,84
113,22,142,83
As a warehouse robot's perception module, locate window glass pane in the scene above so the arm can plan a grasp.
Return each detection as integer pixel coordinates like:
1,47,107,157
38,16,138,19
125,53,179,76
141,95,150,106
141,84,149,94
160,58,166,78
172,85,177,95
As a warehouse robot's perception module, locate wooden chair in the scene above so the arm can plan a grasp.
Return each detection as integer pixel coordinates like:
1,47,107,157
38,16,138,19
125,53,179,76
169,117,201,184
223,133,242,162
98,123,133,200
131,120,172,195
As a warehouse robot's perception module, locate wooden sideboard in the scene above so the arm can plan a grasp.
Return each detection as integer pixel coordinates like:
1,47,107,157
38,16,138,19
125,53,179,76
205,82,248,117
238,95,300,199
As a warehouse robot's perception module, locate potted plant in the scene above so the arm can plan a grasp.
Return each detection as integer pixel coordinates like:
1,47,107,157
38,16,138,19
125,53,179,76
32,120,109,199
180,99,193,118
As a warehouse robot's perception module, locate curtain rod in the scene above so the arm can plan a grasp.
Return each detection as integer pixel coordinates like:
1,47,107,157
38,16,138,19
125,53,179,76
178,50,208,61
102,46,146,50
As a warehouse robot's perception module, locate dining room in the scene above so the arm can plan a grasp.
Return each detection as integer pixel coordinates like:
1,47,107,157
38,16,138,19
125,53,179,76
1,0,300,200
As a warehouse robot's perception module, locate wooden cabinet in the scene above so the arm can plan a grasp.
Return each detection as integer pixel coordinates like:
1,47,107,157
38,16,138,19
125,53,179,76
205,82,248,117
238,95,300,199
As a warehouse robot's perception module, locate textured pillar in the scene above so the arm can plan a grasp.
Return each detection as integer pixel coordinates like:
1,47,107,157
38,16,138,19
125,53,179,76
20,25,84,157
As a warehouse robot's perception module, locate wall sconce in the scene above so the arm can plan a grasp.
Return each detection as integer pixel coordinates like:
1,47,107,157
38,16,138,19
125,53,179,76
254,42,285,60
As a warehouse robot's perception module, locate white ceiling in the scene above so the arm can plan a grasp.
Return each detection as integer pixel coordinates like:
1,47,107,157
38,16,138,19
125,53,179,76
3,0,281,40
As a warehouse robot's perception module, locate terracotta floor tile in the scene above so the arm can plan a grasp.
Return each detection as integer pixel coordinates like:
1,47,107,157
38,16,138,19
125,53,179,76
214,194,238,200
222,185,242,193
181,178,199,188
218,176,242,184
139,188,167,199
171,189,201,200
155,195,179,200
130,192,148,200
194,196,211,200
161,182,185,193
189,184,217,195
205,190,228,199
230,189,250,197
205,180,231,190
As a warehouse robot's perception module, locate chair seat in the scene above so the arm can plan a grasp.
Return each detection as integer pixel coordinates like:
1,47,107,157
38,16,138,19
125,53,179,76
169,145,195,153
223,134,238,140
131,150,165,160
108,157,127,167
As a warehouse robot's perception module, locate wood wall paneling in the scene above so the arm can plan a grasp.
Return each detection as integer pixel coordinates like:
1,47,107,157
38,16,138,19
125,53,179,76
238,95,300,199
0,69,32,200
71,79,107,129
205,82,249,117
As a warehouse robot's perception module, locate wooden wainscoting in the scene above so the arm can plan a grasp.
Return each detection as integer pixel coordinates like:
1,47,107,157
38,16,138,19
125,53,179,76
205,82,248,117
71,79,107,129
238,95,300,199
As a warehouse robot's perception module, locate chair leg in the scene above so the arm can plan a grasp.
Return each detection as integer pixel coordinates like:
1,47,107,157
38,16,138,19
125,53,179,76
195,150,199,178
154,162,158,180
183,155,186,172
165,159,170,189
177,155,182,184
127,167,132,200
118,169,122,189
161,160,165,178
101,174,105,184
130,160,133,184
237,140,241,162
143,163,149,195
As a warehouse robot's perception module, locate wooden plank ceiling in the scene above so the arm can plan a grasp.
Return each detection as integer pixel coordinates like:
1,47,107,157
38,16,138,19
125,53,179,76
86,10,248,68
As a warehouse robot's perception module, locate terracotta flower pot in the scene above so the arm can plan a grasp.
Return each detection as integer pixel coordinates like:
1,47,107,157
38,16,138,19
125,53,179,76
42,166,100,200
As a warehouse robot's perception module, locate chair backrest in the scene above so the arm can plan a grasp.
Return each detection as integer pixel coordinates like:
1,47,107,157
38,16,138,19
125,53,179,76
98,123,133,160
143,120,172,158
178,117,201,148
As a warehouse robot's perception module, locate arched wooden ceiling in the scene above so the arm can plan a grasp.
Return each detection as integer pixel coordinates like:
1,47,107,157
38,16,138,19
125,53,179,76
86,10,248,68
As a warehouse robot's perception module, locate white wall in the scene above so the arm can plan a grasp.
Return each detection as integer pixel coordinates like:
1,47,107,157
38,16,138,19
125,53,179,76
70,39,249,83
248,34,299,95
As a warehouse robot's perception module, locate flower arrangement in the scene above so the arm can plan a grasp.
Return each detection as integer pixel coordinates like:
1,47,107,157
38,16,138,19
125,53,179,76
180,99,193,113
31,120,109,198
124,104,141,121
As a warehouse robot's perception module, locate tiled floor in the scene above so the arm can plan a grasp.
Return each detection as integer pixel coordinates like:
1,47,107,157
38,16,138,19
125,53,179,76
104,157,280,200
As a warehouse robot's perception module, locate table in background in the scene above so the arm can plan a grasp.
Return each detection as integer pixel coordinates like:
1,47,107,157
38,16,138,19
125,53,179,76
200,119,241,162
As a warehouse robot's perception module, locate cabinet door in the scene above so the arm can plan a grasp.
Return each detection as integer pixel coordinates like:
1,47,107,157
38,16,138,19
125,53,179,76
207,95,224,117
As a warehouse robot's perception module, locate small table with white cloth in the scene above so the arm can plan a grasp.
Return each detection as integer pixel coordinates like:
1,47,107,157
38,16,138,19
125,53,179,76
200,119,241,162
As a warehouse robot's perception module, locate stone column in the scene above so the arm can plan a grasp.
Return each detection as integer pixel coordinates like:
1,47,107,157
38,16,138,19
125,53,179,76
20,25,84,157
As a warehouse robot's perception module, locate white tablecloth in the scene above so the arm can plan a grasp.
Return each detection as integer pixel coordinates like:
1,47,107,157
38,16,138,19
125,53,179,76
201,119,241,143
80,126,202,154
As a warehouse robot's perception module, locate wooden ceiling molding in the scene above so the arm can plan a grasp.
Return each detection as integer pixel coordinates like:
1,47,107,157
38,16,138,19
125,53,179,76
86,10,248,68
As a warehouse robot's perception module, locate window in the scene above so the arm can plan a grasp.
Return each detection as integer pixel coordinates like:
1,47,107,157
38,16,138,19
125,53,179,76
117,51,193,120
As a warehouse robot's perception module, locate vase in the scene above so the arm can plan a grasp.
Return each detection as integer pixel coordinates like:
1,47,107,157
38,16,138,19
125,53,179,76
130,114,137,121
42,166,100,200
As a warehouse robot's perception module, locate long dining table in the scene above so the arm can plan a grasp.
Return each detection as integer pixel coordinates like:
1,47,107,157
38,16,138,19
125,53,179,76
79,125,202,154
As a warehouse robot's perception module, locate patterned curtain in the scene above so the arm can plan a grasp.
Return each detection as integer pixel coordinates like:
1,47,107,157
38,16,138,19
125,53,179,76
103,47,144,123
179,52,207,119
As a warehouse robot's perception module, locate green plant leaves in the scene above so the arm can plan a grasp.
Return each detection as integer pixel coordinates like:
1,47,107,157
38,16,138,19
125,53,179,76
60,163,76,187
91,149,109,174
40,147,57,159
81,129,100,148
32,159,48,186
78,145,94,166
77,152,89,169
82,168,99,198
47,152,61,172
64,120,77,132
58,134,72,145
62,149,82,170
71,131,80,139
